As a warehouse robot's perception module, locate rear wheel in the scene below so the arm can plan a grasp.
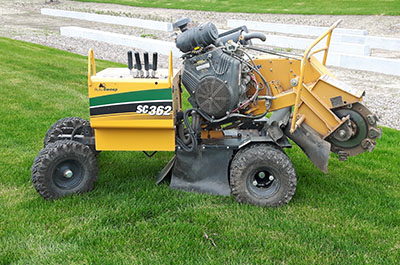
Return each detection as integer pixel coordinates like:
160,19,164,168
43,117,99,154
229,144,297,207
44,117,89,147
31,140,98,200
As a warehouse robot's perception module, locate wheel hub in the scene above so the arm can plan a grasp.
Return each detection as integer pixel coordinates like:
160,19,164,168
52,159,84,190
247,168,280,198
63,169,73,179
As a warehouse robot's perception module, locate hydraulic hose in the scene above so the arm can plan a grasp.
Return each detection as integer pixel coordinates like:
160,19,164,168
243,32,266,42
175,109,198,152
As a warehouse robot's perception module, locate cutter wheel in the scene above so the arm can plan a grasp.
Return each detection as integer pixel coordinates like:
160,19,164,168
328,103,382,159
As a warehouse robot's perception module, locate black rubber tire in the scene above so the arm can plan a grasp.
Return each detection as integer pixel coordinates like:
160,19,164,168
31,140,98,200
43,117,100,155
43,117,89,147
229,144,297,207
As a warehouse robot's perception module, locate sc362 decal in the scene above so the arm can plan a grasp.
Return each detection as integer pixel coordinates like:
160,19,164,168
136,105,172,116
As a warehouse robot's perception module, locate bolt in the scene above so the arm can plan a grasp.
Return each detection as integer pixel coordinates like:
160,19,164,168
253,180,258,186
258,172,266,179
64,169,73,179
361,139,371,149
367,115,376,125
338,129,347,138
269,175,274,181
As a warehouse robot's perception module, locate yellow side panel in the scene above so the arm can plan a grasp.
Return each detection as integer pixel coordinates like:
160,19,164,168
311,77,363,109
91,115,173,129
95,128,175,151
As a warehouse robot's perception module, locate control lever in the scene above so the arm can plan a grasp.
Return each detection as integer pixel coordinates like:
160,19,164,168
152,52,158,78
144,52,150,78
127,51,133,76
134,52,143,77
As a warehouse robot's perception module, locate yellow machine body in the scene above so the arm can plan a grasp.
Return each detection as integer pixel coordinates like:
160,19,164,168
88,51,179,151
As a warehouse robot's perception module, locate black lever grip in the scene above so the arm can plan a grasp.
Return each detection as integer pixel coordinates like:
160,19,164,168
144,52,150,71
152,52,158,71
127,51,133,70
134,52,142,70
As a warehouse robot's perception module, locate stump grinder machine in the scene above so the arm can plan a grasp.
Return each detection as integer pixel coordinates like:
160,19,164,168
31,19,382,206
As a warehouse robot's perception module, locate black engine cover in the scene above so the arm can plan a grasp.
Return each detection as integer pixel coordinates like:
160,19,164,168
181,48,241,118
195,77,231,118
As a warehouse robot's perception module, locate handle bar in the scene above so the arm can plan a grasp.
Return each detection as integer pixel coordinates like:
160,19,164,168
290,19,342,134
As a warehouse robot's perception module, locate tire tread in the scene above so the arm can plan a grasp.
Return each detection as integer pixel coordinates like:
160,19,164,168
31,140,98,200
229,144,297,207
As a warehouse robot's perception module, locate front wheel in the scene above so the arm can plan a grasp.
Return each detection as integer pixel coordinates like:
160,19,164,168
31,140,98,200
229,144,297,207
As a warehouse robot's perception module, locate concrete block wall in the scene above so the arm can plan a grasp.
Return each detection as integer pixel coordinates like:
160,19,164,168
227,19,368,37
46,9,400,76
60,27,182,56
42,8,173,32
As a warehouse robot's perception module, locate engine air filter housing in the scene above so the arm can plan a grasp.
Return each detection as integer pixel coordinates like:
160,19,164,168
176,22,219,53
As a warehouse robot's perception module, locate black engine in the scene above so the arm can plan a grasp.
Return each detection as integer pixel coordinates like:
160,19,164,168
182,48,250,118
175,18,261,119
174,18,270,151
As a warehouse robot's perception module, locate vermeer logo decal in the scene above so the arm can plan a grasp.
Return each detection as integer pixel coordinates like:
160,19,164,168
95,83,118,92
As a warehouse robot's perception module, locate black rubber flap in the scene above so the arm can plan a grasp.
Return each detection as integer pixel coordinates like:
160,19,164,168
170,147,233,196
284,122,331,173
156,155,176,185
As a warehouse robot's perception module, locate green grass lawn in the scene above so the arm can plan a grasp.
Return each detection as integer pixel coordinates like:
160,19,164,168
1,37,400,264
73,0,400,15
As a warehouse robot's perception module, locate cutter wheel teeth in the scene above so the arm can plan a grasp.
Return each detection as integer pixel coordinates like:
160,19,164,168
328,103,382,157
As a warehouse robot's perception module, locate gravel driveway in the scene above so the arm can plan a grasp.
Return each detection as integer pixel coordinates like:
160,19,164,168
1,0,399,130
